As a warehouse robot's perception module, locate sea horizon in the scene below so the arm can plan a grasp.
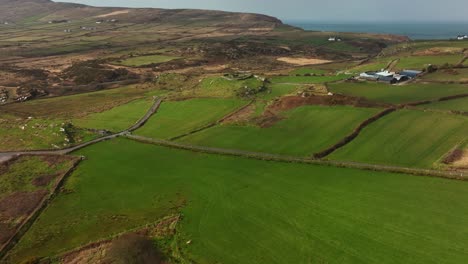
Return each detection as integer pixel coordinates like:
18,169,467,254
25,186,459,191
285,20,468,40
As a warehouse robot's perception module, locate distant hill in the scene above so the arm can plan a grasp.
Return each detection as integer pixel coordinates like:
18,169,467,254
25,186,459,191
0,0,284,28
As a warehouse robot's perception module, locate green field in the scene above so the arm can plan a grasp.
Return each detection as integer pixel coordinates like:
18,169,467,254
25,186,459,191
329,81,468,104
330,109,468,168
181,76,264,98
179,105,380,156
0,113,96,151
135,98,246,139
8,138,468,263
422,68,468,82
418,97,468,112
261,83,301,100
115,54,180,67
289,68,327,75
393,55,463,70
73,98,153,132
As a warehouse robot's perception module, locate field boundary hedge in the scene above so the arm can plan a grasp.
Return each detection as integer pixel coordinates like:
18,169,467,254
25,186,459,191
313,107,397,159
0,156,83,260
126,135,467,181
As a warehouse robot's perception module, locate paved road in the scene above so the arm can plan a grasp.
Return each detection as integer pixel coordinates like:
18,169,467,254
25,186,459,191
0,98,162,163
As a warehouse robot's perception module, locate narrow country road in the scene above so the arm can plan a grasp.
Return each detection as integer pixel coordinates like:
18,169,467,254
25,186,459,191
0,97,162,163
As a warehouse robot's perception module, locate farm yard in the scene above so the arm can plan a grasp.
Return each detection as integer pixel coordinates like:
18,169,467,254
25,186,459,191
6,138,468,264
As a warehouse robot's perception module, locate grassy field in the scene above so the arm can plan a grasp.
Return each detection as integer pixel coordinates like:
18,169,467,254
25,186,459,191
179,105,380,156
422,68,468,82
135,98,246,139
73,98,154,132
330,109,468,168
329,81,468,104
417,97,468,112
269,74,350,84
393,55,463,70
8,138,468,264
0,85,155,118
115,54,180,67
180,76,264,98
348,59,394,73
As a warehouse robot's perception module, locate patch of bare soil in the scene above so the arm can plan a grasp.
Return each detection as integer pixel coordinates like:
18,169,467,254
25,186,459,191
203,64,228,71
277,57,332,66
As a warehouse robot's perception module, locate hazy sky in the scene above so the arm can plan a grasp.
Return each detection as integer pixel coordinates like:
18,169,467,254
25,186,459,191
58,0,468,22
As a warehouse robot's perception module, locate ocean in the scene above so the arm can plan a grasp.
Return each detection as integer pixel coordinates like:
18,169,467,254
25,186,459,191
285,21,468,40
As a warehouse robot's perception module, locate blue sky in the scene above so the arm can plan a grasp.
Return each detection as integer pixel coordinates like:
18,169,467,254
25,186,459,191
57,0,468,22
